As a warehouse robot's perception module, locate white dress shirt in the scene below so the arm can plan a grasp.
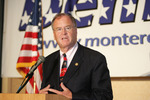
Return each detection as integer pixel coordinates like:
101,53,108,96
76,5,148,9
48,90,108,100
59,42,78,74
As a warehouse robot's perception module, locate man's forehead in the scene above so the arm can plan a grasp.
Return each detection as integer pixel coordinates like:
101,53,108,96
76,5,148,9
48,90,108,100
53,16,73,26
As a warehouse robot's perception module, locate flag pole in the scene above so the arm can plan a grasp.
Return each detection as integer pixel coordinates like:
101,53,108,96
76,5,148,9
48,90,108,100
34,71,36,93
41,0,44,56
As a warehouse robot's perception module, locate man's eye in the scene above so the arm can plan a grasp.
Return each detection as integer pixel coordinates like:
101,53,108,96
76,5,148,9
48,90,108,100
56,28,62,31
66,27,71,30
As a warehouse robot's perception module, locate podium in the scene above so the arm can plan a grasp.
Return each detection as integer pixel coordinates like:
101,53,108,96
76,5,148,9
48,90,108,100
0,93,70,100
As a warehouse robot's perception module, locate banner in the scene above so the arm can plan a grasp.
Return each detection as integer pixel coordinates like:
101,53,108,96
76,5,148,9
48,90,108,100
2,0,150,77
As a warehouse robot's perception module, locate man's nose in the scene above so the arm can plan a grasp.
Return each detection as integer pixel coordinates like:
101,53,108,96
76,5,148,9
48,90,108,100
62,28,67,34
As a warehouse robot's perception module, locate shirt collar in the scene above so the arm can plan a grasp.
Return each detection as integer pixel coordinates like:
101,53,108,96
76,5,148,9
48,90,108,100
60,42,78,58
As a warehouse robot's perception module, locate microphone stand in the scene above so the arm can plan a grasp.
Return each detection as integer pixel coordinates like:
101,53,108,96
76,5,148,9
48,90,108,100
16,73,33,93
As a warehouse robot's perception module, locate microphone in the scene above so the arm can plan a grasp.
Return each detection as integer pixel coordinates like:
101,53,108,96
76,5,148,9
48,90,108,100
26,56,45,77
16,56,45,93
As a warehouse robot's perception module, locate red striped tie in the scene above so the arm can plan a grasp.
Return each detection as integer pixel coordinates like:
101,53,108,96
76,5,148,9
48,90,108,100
60,53,67,83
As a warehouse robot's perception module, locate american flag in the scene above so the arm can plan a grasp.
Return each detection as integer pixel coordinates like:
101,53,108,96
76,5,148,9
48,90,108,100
16,0,43,93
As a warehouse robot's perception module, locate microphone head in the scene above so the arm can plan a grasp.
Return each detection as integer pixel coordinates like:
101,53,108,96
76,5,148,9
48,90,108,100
38,56,45,63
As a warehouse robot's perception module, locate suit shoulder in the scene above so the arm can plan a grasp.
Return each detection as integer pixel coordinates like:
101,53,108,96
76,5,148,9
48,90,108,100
79,45,107,68
45,50,59,61
81,45,105,58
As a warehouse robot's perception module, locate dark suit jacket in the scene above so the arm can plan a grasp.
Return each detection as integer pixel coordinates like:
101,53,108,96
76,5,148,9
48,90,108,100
41,43,113,100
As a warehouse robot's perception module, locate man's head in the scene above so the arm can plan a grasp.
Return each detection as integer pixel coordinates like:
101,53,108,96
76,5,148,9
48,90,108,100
51,13,77,29
52,13,77,52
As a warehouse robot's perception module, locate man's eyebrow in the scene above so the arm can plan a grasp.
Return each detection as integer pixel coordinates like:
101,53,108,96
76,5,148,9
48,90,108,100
55,25,72,28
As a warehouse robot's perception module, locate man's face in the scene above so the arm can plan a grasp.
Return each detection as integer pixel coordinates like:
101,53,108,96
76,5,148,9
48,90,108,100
53,15,77,50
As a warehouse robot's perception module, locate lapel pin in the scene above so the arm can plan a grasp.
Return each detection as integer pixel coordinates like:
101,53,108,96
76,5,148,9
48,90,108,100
75,63,78,66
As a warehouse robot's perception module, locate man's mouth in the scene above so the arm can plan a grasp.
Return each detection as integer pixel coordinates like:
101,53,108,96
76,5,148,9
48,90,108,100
62,37,68,40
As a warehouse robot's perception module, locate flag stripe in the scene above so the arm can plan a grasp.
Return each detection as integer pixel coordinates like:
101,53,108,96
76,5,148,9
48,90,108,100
34,67,42,91
21,45,37,51
38,64,43,81
26,81,34,93
26,25,39,32
19,50,38,57
22,38,38,45
17,57,38,63
24,32,38,38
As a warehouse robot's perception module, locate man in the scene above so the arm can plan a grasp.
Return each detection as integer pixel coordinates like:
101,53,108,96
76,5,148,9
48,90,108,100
39,13,113,100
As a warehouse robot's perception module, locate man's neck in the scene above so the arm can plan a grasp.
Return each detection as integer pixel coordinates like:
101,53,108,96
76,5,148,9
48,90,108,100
60,43,77,53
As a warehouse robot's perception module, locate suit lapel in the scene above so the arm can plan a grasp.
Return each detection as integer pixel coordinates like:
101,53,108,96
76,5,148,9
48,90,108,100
63,44,84,84
50,52,60,90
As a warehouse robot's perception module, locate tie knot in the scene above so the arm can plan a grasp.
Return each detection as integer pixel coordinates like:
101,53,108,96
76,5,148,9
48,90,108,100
63,53,66,57
63,53,67,61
